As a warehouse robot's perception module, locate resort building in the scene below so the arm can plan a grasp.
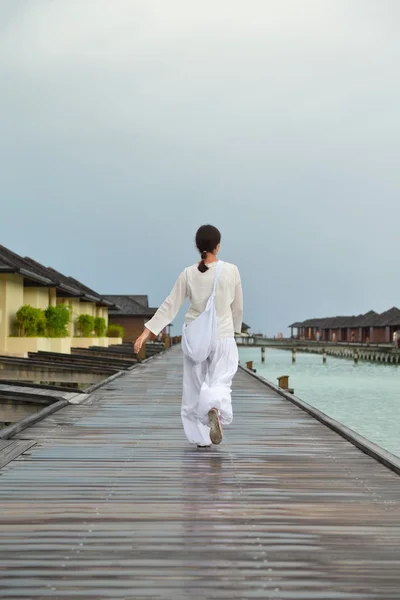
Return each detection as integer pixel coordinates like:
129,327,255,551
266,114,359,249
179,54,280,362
104,295,171,343
289,307,400,344
0,244,120,356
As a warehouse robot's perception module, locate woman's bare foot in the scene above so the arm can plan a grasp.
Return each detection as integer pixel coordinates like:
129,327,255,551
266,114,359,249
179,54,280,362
208,408,223,444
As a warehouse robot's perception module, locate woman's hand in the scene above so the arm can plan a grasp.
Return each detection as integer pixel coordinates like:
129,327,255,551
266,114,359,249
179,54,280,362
134,328,151,354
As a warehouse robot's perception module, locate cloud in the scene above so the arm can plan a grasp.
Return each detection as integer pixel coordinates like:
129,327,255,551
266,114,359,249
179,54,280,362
0,0,399,334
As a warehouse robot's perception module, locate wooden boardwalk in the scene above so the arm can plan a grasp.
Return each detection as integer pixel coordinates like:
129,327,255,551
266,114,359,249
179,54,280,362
1,346,400,599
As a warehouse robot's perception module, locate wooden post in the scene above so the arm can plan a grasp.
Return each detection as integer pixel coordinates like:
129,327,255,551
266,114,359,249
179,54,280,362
165,336,171,349
246,360,253,371
292,348,296,363
261,347,265,363
277,375,289,390
322,350,327,364
354,349,359,364
277,375,294,394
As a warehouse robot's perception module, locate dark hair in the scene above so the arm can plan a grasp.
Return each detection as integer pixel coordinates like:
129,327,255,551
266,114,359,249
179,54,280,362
195,224,221,273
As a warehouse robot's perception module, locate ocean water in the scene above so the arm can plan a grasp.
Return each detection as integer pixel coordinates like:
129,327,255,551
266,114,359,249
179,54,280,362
239,347,400,458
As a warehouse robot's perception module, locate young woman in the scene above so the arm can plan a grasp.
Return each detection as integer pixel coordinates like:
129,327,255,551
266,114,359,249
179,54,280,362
134,225,243,448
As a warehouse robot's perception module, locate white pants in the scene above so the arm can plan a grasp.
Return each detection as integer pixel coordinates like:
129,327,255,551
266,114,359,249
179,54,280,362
181,338,239,445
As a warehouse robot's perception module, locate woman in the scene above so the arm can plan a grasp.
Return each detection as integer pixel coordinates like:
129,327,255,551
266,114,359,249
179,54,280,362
134,225,243,448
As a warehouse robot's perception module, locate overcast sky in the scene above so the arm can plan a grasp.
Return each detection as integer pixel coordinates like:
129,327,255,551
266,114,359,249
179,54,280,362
1,0,399,335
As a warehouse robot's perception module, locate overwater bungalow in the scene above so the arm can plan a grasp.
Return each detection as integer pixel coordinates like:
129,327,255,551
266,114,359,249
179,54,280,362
289,307,400,344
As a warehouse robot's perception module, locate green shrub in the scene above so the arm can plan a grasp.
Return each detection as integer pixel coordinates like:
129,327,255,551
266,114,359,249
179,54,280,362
77,314,95,337
94,317,107,337
15,305,47,337
45,305,70,337
106,324,124,338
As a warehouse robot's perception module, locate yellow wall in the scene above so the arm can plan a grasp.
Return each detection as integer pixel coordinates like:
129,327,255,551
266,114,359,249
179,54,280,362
7,337,52,356
7,336,122,357
49,287,57,307
0,276,7,353
58,299,100,336
0,273,25,353
72,337,114,349
56,300,109,332
23,287,49,310
80,301,96,317
0,277,116,355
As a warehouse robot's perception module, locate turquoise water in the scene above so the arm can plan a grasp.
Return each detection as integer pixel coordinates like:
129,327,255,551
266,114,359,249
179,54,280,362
239,347,400,458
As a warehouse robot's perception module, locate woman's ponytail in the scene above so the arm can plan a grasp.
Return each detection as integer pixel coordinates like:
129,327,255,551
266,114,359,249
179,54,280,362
198,250,209,273
195,225,221,273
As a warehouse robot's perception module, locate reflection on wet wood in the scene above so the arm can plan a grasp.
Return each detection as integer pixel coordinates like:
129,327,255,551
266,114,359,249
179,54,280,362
0,346,400,599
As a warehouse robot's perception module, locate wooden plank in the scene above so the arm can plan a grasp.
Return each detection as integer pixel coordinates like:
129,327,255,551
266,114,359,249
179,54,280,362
0,380,82,393
0,390,59,405
241,365,400,476
0,346,399,598
0,400,69,440
0,440,36,469
0,440,14,453
0,355,117,374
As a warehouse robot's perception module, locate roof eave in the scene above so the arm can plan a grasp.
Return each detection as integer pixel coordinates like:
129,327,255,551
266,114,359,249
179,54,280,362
58,283,84,297
97,300,116,308
19,268,54,286
81,294,101,303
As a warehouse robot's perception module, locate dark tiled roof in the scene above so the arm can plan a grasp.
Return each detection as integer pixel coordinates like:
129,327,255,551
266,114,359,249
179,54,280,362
0,245,53,285
289,309,399,329
23,257,79,295
242,322,250,330
289,316,341,329
67,276,115,307
371,307,400,327
47,266,99,301
130,296,149,308
299,316,359,329
105,295,157,317
0,258,12,271
0,244,115,306
24,258,111,306
353,310,379,327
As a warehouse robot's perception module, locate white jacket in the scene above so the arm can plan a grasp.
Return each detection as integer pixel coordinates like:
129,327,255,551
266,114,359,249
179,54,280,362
145,261,243,338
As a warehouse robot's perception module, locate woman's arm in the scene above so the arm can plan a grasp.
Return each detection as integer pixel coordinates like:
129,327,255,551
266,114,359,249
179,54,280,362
134,270,187,354
231,266,243,335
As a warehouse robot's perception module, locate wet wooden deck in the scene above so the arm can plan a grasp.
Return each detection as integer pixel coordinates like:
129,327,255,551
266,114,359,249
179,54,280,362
1,346,400,599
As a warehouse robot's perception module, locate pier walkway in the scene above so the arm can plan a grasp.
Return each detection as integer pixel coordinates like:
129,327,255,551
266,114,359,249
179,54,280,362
1,346,400,599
